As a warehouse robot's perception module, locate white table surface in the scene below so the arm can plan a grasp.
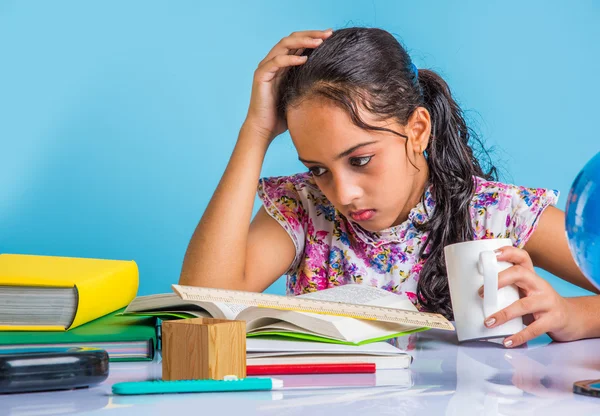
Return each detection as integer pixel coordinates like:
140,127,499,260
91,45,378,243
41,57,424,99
3,329,600,416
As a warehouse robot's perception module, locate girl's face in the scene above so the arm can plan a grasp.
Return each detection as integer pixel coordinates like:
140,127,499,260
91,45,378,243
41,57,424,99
287,96,430,232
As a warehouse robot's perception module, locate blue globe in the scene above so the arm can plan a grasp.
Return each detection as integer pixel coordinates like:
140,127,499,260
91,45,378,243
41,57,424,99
565,152,600,291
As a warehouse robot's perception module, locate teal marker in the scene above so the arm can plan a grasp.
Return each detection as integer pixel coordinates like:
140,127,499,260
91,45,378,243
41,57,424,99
112,376,284,395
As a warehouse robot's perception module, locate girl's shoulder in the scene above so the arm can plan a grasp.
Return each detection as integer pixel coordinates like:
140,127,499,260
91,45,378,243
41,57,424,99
470,176,560,247
471,176,560,210
257,172,335,275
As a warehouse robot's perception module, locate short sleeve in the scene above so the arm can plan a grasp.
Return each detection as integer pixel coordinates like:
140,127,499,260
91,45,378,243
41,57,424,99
508,185,560,248
471,178,560,248
257,174,311,273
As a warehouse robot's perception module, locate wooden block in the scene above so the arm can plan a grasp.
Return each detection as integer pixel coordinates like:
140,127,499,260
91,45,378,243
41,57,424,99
162,317,246,381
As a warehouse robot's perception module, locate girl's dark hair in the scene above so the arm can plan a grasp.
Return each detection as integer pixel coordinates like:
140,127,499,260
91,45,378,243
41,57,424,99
277,27,497,319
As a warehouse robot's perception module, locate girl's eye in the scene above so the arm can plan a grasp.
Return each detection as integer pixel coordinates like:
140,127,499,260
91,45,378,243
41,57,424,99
309,167,328,177
350,156,373,167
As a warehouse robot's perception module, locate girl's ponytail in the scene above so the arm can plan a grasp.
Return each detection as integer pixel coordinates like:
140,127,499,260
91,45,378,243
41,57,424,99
415,69,496,319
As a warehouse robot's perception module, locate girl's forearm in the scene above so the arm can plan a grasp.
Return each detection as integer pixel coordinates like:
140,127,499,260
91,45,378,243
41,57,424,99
179,124,270,288
566,295,600,340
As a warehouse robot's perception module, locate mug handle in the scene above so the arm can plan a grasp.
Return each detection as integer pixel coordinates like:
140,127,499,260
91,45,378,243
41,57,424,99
478,251,499,318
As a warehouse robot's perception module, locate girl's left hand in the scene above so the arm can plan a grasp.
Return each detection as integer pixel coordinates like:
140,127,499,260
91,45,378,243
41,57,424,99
478,245,579,348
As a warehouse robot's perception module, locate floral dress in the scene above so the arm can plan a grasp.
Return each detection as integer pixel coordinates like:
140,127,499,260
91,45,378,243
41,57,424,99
257,172,559,310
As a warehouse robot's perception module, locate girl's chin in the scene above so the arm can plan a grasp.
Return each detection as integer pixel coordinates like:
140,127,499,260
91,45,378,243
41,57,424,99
357,220,395,232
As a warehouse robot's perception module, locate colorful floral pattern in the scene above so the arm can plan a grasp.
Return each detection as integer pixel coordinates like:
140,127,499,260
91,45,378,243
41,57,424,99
257,173,559,311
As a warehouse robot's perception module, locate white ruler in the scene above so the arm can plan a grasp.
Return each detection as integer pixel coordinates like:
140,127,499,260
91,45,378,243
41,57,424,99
172,284,454,331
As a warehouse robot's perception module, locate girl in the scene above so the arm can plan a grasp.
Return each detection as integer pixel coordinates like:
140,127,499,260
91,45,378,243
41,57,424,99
179,27,600,348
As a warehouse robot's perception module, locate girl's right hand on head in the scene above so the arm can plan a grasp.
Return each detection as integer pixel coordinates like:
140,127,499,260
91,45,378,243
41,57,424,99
243,29,333,144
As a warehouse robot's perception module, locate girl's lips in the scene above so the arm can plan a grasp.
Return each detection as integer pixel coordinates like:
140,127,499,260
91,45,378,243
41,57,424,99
349,209,376,221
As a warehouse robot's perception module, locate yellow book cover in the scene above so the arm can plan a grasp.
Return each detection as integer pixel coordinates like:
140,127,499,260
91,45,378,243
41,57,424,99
0,254,139,331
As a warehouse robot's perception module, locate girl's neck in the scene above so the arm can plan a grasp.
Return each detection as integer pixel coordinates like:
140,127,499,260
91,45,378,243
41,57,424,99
393,158,430,227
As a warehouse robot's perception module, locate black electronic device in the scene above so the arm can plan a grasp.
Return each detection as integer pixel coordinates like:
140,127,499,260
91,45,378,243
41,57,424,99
0,347,108,394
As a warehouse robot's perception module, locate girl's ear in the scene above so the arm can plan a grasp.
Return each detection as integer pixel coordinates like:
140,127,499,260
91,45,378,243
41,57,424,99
407,107,432,155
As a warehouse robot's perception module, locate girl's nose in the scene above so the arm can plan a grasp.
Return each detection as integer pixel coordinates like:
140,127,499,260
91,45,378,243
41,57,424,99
333,175,363,207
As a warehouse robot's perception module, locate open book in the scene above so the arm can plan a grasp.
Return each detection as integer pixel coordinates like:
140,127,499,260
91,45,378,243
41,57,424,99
124,285,428,345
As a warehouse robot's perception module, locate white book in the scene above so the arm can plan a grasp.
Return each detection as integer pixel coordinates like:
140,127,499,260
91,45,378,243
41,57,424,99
245,337,412,369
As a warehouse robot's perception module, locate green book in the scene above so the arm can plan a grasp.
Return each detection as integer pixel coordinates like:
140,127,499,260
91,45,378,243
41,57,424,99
0,308,157,361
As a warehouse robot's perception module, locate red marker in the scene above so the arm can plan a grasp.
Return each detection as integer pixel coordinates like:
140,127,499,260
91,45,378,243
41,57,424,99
246,362,376,376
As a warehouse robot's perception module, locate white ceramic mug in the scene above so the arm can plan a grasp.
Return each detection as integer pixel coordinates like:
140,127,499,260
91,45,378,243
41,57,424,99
444,238,524,342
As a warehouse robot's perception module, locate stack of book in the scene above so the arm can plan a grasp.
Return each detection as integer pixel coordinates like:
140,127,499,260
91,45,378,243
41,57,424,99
124,284,421,368
0,253,157,361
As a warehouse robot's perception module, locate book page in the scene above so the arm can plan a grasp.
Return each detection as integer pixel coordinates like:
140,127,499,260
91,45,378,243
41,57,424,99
240,285,419,343
211,302,249,320
298,284,384,304
298,284,416,311
295,285,420,341
124,293,230,320
126,293,253,321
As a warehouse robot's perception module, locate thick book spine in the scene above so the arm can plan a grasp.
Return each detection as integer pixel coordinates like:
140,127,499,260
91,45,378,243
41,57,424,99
69,261,139,330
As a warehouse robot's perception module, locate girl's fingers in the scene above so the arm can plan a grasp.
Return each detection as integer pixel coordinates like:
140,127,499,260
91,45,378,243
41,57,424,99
484,295,548,329
502,317,552,348
260,36,323,65
478,265,539,296
280,35,326,51
494,245,535,271
255,54,308,83
259,30,332,66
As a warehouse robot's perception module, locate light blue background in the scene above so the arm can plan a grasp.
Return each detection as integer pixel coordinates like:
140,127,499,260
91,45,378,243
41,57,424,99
1,1,598,297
